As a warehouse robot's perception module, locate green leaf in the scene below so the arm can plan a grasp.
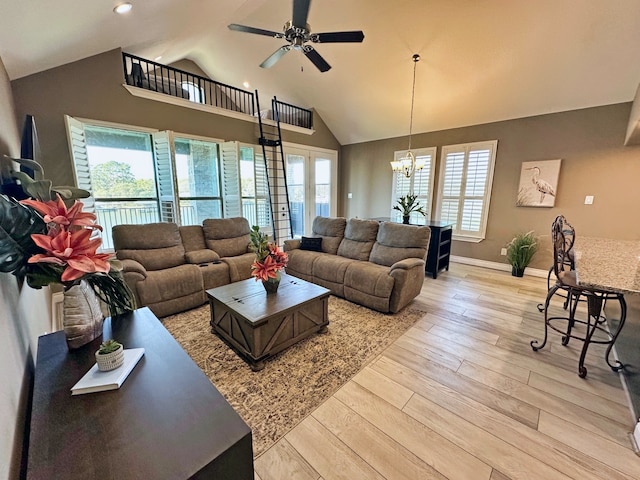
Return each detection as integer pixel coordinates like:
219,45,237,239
0,195,46,276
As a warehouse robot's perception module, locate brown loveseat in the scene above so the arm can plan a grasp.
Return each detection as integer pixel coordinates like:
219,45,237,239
284,217,431,313
112,217,254,317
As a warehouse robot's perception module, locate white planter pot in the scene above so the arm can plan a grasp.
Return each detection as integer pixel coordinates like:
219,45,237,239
95,344,124,371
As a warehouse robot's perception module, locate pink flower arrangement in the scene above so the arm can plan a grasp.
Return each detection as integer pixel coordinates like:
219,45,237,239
5,194,136,316
22,196,113,282
249,225,288,282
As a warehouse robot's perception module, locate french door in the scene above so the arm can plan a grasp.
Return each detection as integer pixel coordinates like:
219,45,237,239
284,146,338,237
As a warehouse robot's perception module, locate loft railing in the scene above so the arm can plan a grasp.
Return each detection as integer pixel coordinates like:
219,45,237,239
122,52,313,129
273,98,313,130
122,52,255,115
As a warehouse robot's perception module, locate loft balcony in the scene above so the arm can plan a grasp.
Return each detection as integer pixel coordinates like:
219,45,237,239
122,52,313,130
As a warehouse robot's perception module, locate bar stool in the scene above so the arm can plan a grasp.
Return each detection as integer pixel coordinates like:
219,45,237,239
530,215,627,378
537,215,577,312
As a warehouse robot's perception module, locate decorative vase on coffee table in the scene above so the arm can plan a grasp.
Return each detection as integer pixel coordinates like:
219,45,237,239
262,271,281,294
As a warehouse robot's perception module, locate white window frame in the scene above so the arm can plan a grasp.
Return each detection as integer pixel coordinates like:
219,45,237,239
390,147,436,225
435,140,498,242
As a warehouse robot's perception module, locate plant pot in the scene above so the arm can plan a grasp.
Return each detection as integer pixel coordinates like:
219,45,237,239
402,215,410,224
95,344,124,371
262,271,282,294
511,266,525,278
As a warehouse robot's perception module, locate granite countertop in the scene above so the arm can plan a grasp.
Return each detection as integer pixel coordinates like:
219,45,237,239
574,237,640,295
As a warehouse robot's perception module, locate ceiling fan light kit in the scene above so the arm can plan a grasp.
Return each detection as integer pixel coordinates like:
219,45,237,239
391,53,425,178
228,0,364,72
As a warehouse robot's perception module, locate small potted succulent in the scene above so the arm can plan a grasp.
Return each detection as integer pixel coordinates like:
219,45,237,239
506,231,538,277
393,194,426,224
95,339,124,371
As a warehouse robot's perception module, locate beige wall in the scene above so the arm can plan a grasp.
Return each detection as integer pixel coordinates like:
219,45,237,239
0,55,51,480
11,48,340,190
341,103,640,269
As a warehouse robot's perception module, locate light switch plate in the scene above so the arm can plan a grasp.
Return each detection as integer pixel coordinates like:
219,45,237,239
347,192,353,199
584,195,594,205
500,248,507,256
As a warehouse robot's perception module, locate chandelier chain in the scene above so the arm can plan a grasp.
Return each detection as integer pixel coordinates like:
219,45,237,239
407,54,419,153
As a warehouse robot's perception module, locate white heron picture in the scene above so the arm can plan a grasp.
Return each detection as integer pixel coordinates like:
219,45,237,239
516,159,561,207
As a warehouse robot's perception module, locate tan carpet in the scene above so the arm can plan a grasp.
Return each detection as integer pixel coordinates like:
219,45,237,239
161,296,426,457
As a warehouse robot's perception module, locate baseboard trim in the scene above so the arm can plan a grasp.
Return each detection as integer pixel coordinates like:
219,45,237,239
450,255,548,278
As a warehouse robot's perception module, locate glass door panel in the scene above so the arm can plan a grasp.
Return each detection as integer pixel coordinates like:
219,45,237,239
286,154,306,237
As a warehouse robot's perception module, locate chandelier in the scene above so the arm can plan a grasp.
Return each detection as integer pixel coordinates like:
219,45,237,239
390,54,425,178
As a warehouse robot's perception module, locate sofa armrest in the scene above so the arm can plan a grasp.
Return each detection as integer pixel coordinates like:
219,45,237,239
389,258,426,313
390,258,425,272
283,239,301,252
121,258,147,279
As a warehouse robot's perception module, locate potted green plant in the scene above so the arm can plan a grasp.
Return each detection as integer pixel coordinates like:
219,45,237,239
393,194,426,224
506,231,538,277
95,339,124,371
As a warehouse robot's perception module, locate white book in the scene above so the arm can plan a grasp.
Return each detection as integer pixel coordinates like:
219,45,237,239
71,348,145,395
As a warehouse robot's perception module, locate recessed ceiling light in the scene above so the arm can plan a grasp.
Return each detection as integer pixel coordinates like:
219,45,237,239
243,81,250,89
154,56,162,61
113,3,133,14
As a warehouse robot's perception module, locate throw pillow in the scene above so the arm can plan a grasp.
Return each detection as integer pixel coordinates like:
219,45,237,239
300,236,322,252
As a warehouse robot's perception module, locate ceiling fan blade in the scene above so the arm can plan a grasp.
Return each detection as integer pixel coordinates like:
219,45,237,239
228,23,282,38
260,46,291,69
302,45,331,72
292,0,311,28
313,31,365,43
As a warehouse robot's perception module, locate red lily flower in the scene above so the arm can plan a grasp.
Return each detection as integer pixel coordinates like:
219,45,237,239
21,195,101,232
29,229,111,282
251,255,280,281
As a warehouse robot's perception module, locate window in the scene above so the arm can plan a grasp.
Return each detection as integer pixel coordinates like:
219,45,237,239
66,116,226,250
181,81,204,104
82,124,159,250
390,147,436,225
175,137,222,224
435,140,497,241
239,145,271,229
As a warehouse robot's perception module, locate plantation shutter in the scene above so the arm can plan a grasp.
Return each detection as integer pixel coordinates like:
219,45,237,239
151,131,180,223
437,140,497,240
390,147,436,224
220,141,242,218
64,115,95,213
254,150,272,233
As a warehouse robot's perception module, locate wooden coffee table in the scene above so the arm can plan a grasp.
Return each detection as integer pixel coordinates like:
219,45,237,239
206,273,330,371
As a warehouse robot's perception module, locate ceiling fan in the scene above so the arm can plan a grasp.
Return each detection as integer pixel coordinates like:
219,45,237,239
228,0,364,72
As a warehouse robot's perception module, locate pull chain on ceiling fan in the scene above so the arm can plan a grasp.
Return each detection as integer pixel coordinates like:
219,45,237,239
228,0,364,72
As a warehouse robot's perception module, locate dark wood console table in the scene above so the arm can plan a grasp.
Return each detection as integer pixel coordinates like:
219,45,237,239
27,307,253,480
424,220,453,279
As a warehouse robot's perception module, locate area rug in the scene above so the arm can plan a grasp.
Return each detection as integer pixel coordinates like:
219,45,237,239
161,296,426,457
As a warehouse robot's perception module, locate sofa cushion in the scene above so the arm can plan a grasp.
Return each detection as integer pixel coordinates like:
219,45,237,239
344,262,395,298
312,216,346,255
185,249,220,264
286,249,322,278
136,264,203,305
113,223,185,271
337,218,379,261
179,225,207,251
202,217,251,257
369,222,430,267
300,236,322,252
313,254,352,285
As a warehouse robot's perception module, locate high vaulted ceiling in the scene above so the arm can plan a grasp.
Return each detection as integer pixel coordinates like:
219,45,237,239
2,0,640,145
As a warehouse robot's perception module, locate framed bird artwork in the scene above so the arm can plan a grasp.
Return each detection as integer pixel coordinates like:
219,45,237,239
516,159,562,207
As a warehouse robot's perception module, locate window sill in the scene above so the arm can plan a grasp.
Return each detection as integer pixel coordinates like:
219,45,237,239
452,235,484,243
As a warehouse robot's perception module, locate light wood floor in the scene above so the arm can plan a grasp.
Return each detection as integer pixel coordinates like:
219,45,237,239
253,264,638,480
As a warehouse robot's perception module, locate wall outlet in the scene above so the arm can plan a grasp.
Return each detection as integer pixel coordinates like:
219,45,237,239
500,248,507,256
347,192,353,199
